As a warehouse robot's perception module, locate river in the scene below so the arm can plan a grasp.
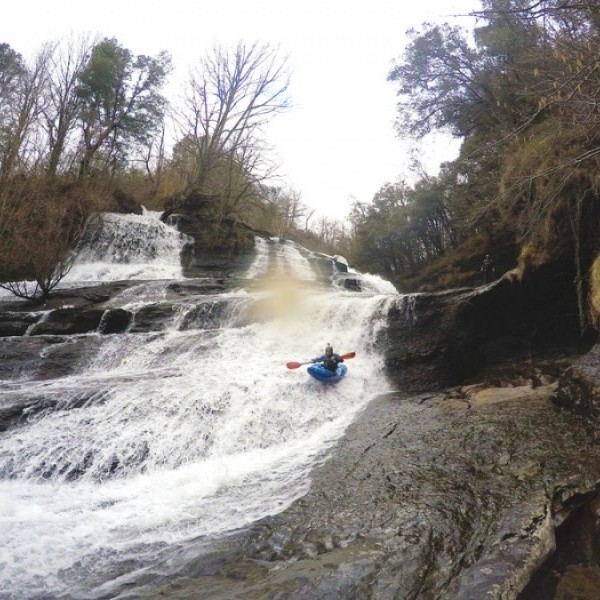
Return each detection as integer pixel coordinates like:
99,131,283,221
0,211,399,598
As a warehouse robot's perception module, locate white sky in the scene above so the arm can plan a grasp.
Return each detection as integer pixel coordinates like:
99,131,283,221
1,0,479,220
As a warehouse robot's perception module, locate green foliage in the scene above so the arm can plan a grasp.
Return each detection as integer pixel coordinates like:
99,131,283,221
76,38,171,177
389,24,483,137
349,180,459,283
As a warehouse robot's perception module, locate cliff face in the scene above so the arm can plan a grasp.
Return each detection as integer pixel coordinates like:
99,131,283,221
383,261,595,392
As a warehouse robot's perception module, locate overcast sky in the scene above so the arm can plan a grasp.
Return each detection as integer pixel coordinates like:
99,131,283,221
1,0,480,219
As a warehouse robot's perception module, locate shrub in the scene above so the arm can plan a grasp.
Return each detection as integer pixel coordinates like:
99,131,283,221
0,176,102,301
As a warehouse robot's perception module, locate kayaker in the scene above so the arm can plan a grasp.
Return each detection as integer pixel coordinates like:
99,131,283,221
313,344,344,372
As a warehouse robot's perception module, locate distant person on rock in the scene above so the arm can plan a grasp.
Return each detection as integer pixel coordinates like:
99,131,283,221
481,253,495,283
313,344,344,372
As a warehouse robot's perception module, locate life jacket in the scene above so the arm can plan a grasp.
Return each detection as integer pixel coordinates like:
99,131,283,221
323,357,338,372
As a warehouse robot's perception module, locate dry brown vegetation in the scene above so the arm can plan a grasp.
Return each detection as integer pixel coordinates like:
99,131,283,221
0,176,107,300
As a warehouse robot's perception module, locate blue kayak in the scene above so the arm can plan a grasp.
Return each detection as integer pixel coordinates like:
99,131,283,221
307,363,348,383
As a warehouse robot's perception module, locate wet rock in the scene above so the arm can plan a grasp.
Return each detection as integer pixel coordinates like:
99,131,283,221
383,268,594,392
554,343,600,440
0,281,138,336
28,307,105,335
166,279,227,296
99,308,132,334
0,335,104,382
128,302,177,332
0,311,40,336
0,335,106,432
131,384,600,599
0,278,236,339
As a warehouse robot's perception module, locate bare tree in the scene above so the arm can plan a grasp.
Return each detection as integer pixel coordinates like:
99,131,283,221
177,41,290,221
43,35,96,176
0,43,51,184
261,185,305,236
0,177,97,301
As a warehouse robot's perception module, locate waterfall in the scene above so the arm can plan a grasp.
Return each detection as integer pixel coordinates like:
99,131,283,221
244,236,318,281
0,225,398,598
63,211,193,284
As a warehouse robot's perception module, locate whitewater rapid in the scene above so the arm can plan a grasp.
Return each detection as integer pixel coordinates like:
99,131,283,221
0,214,398,598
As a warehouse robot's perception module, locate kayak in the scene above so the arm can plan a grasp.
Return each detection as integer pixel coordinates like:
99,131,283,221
307,363,348,383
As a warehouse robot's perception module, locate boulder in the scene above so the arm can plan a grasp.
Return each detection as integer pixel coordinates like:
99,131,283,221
28,308,105,335
99,308,132,334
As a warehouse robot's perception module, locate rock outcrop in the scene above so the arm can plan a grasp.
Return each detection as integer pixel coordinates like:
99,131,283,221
161,192,258,277
555,344,600,441
384,263,595,391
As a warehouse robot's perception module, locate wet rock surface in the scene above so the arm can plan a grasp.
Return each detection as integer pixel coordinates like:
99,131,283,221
124,381,600,600
0,277,236,338
384,269,594,392
555,344,600,441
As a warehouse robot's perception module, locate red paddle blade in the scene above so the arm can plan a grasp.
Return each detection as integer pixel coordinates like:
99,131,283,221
286,361,303,369
341,352,356,360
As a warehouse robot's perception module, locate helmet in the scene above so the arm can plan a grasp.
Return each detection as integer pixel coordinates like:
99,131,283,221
325,344,333,356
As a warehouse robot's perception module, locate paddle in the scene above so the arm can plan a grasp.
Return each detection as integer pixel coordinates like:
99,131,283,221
286,351,356,370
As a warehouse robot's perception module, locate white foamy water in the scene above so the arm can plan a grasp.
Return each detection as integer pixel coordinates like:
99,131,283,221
245,236,318,281
0,229,398,598
63,211,191,284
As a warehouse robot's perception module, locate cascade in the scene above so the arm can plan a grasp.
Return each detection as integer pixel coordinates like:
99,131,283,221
0,222,399,598
64,211,193,284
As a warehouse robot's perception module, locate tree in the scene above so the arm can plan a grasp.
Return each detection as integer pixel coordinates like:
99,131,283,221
389,1,545,140
260,185,305,236
408,177,459,257
350,184,415,277
76,38,171,178
177,41,290,222
43,35,96,176
0,177,98,301
388,23,485,138
0,43,50,184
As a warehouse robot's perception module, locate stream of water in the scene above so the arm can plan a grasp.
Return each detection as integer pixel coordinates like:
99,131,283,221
0,213,398,598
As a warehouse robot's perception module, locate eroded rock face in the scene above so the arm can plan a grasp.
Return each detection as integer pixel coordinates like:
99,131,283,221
161,198,257,278
383,266,594,392
554,344,600,440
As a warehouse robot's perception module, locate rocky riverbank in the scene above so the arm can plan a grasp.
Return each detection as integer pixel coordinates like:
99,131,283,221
119,369,600,599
